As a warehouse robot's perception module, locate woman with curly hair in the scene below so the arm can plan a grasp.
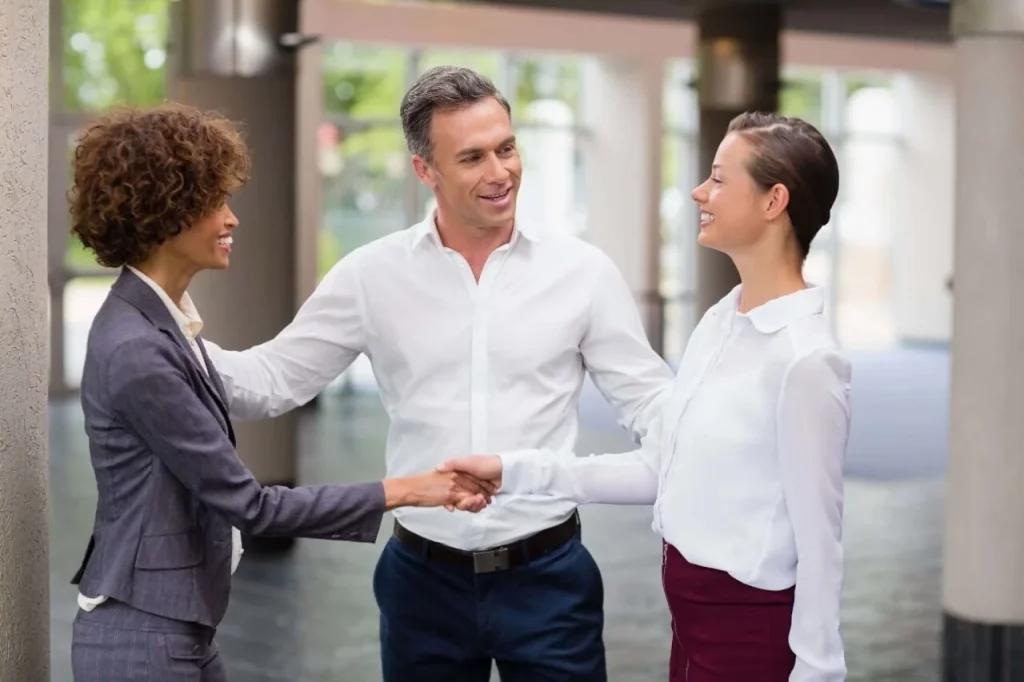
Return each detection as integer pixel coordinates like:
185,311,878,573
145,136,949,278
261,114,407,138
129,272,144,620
67,102,492,681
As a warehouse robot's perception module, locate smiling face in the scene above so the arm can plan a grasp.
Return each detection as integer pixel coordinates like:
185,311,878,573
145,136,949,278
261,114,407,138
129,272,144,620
690,132,791,258
158,201,239,272
412,97,521,233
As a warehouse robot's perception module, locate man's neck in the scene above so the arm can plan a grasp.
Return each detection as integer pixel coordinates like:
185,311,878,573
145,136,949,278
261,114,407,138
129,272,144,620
435,212,514,280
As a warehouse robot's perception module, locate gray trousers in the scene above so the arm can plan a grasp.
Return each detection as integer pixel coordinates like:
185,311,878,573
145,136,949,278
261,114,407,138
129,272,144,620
72,599,227,682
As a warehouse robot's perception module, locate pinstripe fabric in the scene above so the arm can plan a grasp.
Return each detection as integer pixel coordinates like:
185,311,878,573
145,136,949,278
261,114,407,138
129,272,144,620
70,269,385,625
72,599,227,682
67,268,387,673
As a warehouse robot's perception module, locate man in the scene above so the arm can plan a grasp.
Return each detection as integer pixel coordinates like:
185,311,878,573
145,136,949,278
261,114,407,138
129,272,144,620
204,66,674,681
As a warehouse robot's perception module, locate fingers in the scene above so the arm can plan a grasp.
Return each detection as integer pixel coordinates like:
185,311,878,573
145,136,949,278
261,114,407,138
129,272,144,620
451,472,497,497
436,456,495,479
436,457,470,474
442,488,490,513
437,458,501,492
453,493,488,513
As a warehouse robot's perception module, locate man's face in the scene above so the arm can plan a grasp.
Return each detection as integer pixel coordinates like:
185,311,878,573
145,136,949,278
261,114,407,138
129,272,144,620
413,97,521,232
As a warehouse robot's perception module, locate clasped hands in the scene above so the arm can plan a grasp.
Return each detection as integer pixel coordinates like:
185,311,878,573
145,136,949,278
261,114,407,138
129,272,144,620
394,455,503,512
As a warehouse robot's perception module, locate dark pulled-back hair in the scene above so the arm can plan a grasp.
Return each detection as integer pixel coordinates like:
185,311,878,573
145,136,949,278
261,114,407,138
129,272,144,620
728,111,839,259
69,102,251,268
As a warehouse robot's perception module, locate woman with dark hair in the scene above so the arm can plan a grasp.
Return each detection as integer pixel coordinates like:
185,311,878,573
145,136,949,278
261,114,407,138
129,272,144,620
67,102,491,681
441,112,849,681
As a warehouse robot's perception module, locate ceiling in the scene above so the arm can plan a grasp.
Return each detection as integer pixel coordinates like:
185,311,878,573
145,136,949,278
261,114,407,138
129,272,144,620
454,0,952,42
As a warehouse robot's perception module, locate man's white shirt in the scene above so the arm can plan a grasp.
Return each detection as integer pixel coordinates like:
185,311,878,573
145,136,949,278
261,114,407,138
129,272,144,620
204,215,675,551
77,266,243,612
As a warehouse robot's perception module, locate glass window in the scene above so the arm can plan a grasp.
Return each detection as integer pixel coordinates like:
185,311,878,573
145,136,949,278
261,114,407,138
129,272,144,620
62,128,114,272
507,54,587,237
663,61,697,134
60,0,168,113
319,125,409,280
660,60,699,359
517,129,585,236
845,72,893,99
832,81,900,349
319,43,412,283
780,70,823,127
660,133,698,361
418,49,503,84
322,43,408,120
510,54,583,122
63,276,116,388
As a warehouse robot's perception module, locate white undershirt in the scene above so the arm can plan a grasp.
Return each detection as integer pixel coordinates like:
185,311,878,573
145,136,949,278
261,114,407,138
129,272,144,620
77,267,242,612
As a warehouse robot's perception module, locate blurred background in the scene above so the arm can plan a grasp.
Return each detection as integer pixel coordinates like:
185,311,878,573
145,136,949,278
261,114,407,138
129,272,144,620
33,0,995,680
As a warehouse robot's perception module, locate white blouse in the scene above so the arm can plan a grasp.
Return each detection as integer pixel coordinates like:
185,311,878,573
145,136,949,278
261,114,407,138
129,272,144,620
500,285,850,682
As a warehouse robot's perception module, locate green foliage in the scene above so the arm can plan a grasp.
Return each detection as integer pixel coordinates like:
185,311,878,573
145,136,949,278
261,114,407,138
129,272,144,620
845,73,891,97
513,56,581,119
419,49,502,83
780,74,823,127
318,230,343,278
60,0,168,268
66,234,101,270
61,0,168,112
322,44,407,119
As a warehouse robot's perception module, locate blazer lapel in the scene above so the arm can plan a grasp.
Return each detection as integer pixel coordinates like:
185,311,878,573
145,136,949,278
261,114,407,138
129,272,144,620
111,269,231,430
154,325,232,431
196,337,231,419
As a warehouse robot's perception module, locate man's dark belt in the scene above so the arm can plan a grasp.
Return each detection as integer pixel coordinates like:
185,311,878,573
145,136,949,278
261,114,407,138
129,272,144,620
393,512,580,574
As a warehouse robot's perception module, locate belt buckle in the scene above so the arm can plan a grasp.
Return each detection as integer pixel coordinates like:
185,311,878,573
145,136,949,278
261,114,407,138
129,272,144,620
472,547,510,573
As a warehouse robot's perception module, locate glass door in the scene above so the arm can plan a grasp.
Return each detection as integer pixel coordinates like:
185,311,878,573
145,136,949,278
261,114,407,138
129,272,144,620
49,0,170,395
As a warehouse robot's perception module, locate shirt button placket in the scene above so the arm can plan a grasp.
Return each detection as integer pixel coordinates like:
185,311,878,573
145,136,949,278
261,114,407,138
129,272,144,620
465,247,511,548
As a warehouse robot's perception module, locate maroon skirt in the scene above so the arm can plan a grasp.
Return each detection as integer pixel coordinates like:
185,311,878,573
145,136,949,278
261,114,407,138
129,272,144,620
662,542,796,682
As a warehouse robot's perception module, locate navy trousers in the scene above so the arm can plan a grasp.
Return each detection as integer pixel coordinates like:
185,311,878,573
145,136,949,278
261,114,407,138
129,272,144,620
373,528,606,681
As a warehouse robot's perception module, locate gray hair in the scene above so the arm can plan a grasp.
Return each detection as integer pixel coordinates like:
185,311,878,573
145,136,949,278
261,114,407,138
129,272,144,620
400,65,512,162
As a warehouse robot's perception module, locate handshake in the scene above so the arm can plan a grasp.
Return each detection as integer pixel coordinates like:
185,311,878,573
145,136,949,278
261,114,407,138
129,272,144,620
381,455,503,513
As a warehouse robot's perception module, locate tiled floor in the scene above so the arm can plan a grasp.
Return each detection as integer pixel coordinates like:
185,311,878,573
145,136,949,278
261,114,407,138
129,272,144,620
49,361,945,681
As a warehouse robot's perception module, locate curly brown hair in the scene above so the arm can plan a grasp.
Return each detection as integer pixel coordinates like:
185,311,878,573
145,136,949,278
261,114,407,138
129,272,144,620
69,102,252,268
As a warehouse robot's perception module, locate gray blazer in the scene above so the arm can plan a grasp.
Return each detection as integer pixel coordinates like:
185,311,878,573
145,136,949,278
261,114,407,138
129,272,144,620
71,269,386,627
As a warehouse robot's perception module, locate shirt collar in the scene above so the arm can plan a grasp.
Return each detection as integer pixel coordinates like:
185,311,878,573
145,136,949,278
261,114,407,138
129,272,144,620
409,211,538,250
722,284,825,334
126,265,204,341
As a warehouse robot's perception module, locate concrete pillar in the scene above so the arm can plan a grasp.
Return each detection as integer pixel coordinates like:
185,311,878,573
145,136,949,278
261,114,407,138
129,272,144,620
943,0,1024,678
694,4,780,316
582,56,664,353
0,0,51,678
169,0,300,551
